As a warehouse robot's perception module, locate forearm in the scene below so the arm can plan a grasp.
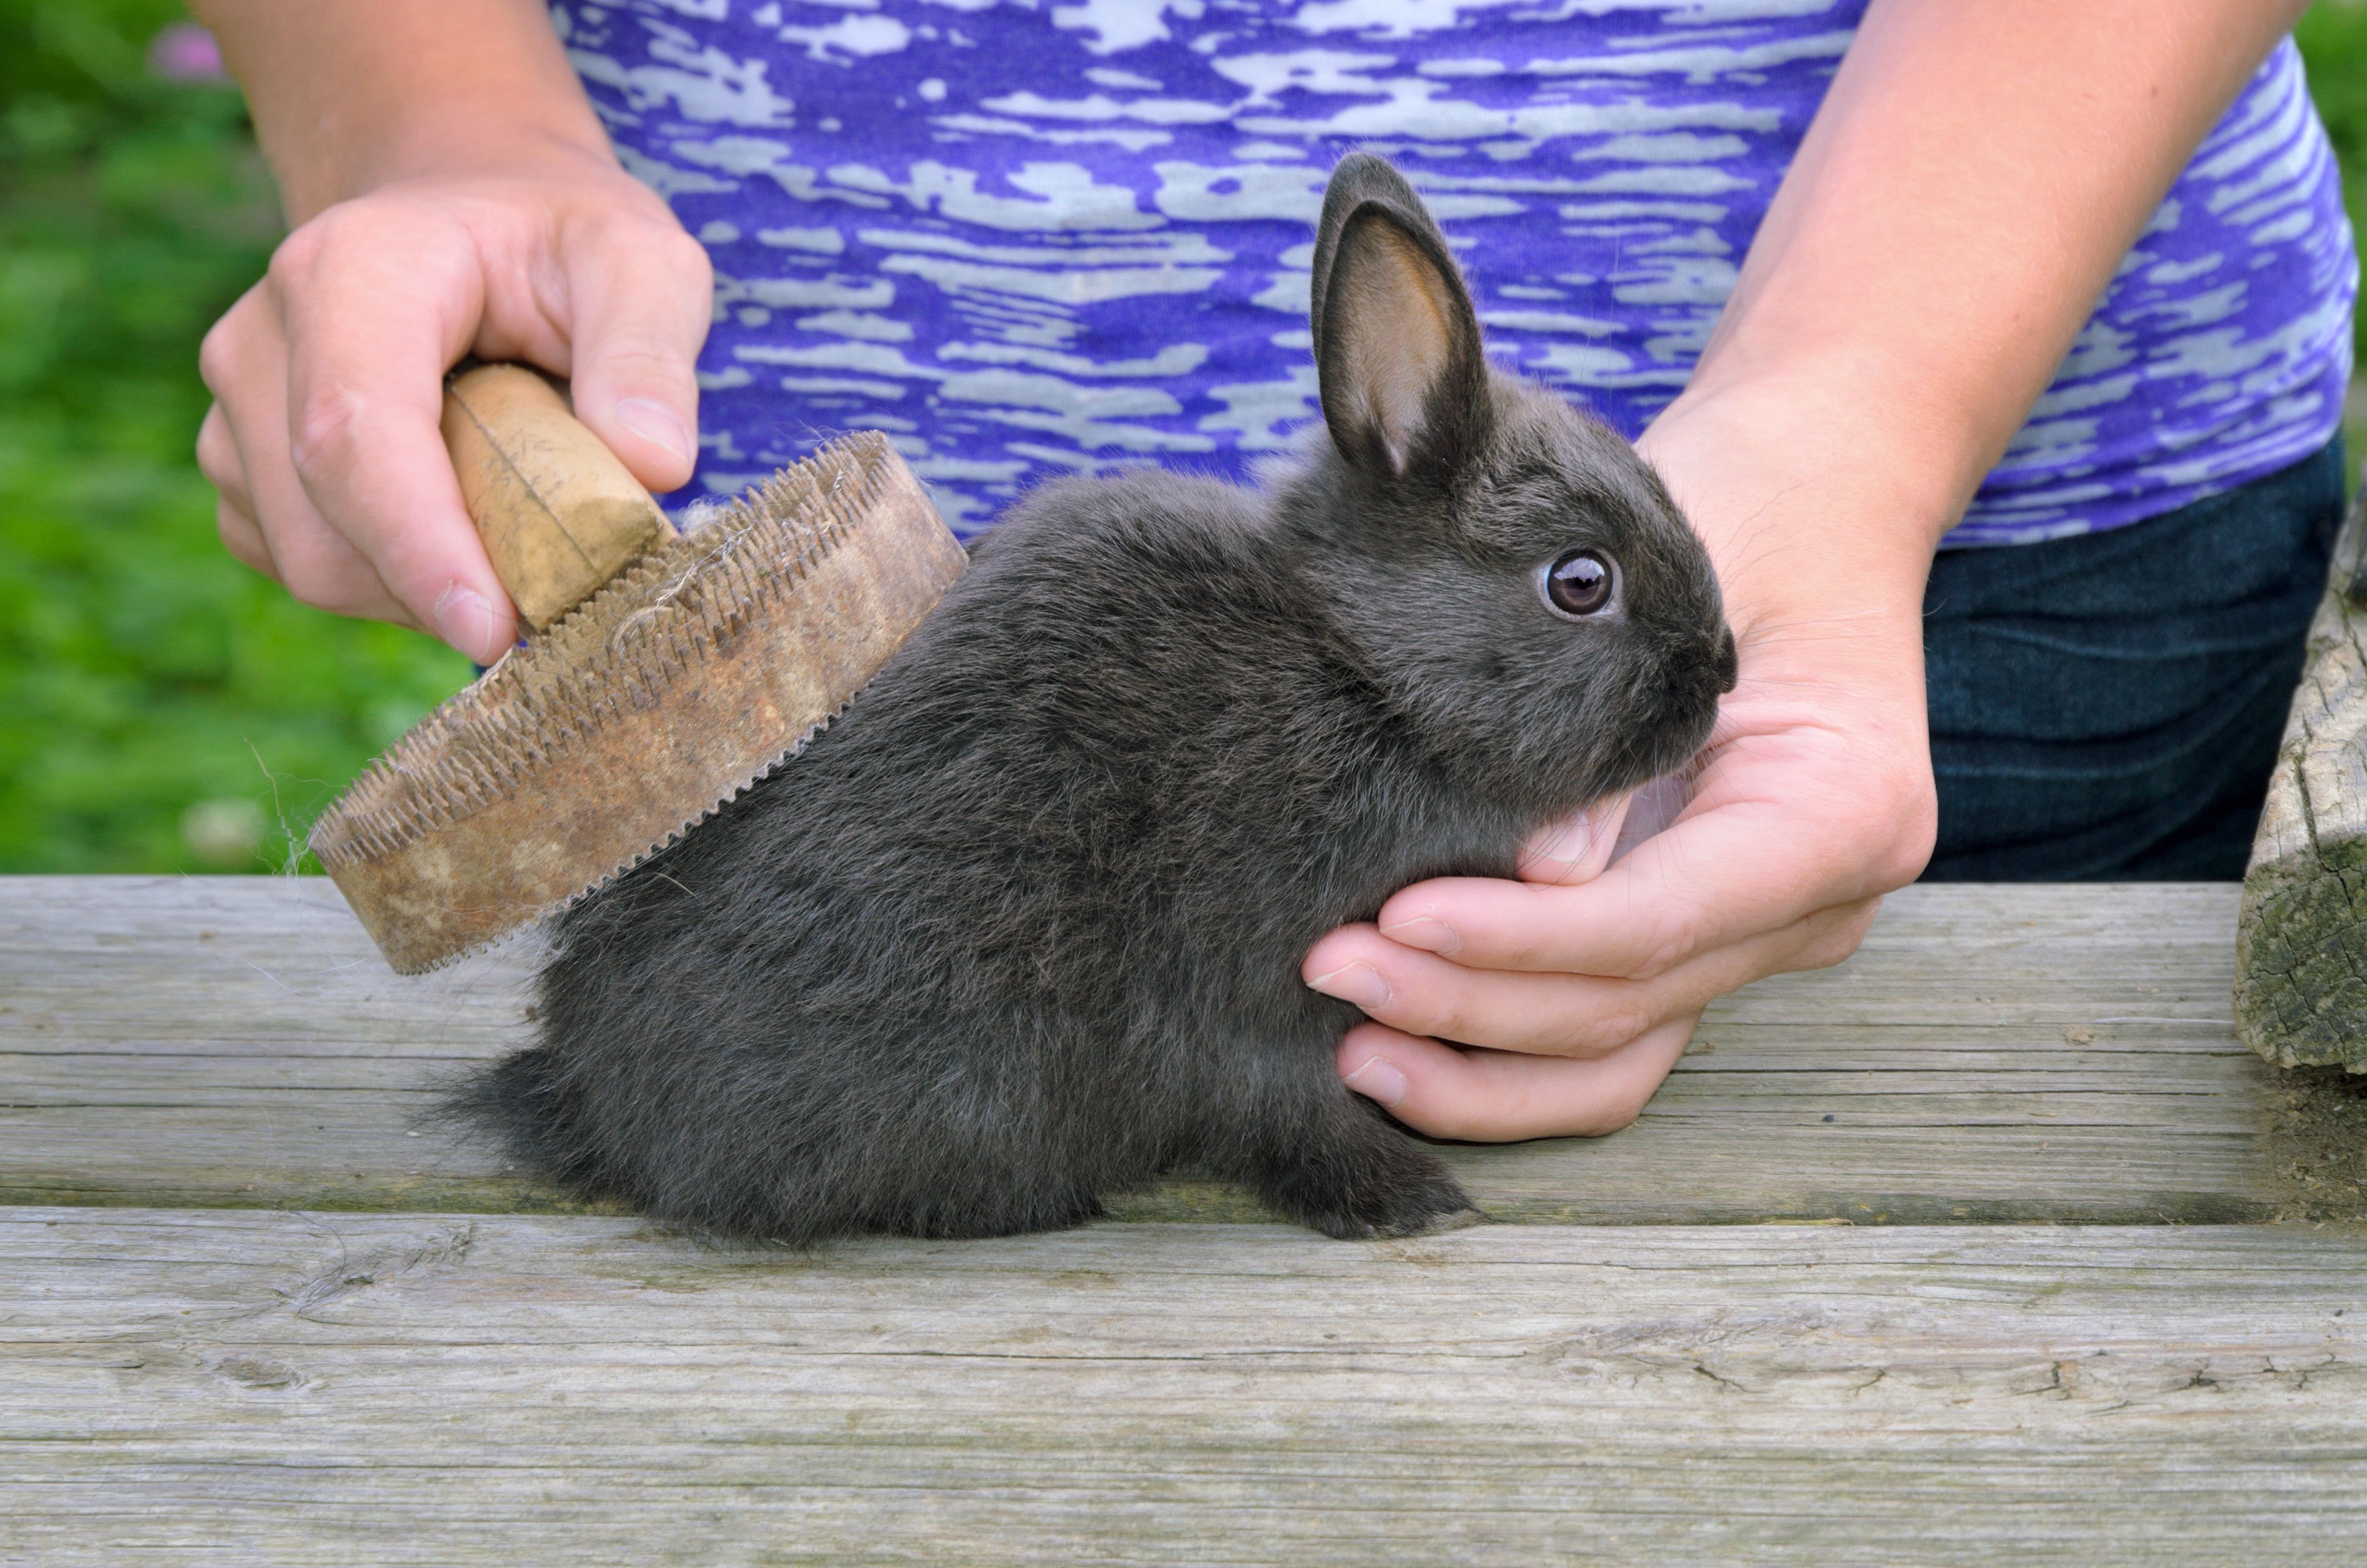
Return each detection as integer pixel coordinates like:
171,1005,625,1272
1649,0,2308,612
191,0,609,221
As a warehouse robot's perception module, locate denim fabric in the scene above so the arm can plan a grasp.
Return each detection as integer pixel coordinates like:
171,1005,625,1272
1921,438,2347,882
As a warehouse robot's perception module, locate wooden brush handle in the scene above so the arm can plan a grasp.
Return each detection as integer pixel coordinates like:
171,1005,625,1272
440,363,670,631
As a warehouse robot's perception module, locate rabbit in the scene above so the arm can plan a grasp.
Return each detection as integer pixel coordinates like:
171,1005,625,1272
450,152,1738,1243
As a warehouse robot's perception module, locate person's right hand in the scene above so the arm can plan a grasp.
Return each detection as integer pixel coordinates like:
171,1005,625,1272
196,141,713,661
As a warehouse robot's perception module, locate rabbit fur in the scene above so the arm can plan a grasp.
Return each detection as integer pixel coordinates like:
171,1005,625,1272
452,152,1738,1243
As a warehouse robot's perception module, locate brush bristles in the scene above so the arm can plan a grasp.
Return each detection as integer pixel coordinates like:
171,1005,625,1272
311,430,900,868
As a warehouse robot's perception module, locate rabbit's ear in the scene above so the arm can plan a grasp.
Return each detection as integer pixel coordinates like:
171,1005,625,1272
1311,153,1492,481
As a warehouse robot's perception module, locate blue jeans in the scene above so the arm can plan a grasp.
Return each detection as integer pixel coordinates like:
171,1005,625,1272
1920,438,2347,881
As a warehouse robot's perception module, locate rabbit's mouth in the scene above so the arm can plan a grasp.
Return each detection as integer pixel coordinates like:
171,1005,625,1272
1624,672,1726,792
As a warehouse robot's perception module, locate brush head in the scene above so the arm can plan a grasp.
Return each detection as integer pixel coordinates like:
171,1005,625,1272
309,431,966,973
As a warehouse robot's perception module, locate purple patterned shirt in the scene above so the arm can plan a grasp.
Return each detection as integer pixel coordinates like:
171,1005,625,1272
556,0,2356,547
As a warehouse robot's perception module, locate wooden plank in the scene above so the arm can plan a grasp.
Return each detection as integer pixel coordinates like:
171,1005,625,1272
2238,485,2367,1070
5,1208,2366,1566
4,877,2358,1224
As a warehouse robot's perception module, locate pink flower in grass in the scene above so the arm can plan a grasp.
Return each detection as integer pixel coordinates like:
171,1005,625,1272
148,21,228,84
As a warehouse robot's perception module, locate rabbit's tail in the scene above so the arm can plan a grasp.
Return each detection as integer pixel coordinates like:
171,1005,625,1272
441,1048,616,1199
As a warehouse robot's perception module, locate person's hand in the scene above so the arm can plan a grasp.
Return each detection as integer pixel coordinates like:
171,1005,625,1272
1297,0,2306,1142
196,141,712,661
1305,385,1941,1140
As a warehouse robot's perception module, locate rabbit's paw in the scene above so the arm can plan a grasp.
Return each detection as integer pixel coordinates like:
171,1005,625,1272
1259,1154,1483,1241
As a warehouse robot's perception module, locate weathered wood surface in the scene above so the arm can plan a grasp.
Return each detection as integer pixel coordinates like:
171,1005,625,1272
2238,486,2367,1071
6,876,2359,1224
5,1208,2365,1566
9,881,2366,1561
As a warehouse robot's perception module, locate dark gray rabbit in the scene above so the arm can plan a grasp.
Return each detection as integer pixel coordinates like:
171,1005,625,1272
454,153,1737,1242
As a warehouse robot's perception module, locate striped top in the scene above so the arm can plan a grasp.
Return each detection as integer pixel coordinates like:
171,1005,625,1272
556,0,2357,547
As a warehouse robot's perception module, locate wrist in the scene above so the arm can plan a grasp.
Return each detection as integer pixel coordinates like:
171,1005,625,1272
1636,377,1938,696
356,121,626,204
199,0,613,220
282,110,625,224
1643,377,1954,587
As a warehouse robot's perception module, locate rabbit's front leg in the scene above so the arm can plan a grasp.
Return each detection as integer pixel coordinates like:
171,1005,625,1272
1234,1085,1484,1240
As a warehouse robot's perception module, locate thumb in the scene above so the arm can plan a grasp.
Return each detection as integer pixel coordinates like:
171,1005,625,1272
1515,789,1632,886
558,226,713,495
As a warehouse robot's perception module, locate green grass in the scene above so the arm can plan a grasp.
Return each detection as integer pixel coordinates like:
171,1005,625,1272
0,2,2363,875
2302,3,2367,291
0,1,470,874
2299,2,2367,476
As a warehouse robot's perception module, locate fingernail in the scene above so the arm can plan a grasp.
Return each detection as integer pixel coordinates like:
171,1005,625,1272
432,583,500,662
1306,961,1391,1012
614,397,692,465
1344,1055,1408,1108
1528,795,1631,880
1530,814,1603,867
1379,914,1459,955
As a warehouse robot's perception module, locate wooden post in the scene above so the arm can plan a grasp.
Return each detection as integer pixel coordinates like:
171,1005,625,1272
2235,481,2367,1072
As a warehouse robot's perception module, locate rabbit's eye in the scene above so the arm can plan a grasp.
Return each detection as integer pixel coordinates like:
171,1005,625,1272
1541,551,1616,619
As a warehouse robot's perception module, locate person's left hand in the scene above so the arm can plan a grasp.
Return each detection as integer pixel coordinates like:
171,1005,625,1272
1303,781,1706,1141
1301,690,1896,1141
1300,389,1937,1141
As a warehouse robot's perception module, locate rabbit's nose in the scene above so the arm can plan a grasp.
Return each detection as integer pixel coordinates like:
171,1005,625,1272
1713,627,1739,694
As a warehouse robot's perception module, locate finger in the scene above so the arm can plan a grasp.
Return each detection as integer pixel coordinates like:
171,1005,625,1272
274,210,516,660
196,402,254,520
215,495,276,581
1338,1015,1697,1141
1306,898,1878,1057
553,216,712,494
1375,749,1907,981
1511,789,1633,887
1371,785,1632,965
205,297,420,626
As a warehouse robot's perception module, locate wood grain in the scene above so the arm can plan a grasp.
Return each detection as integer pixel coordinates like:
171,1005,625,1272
441,363,665,630
5,876,2343,1223
5,1207,2365,1566
2237,487,2367,1072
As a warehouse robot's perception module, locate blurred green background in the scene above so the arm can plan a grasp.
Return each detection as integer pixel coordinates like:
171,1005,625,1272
1,0,469,875
3,1,2366,876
